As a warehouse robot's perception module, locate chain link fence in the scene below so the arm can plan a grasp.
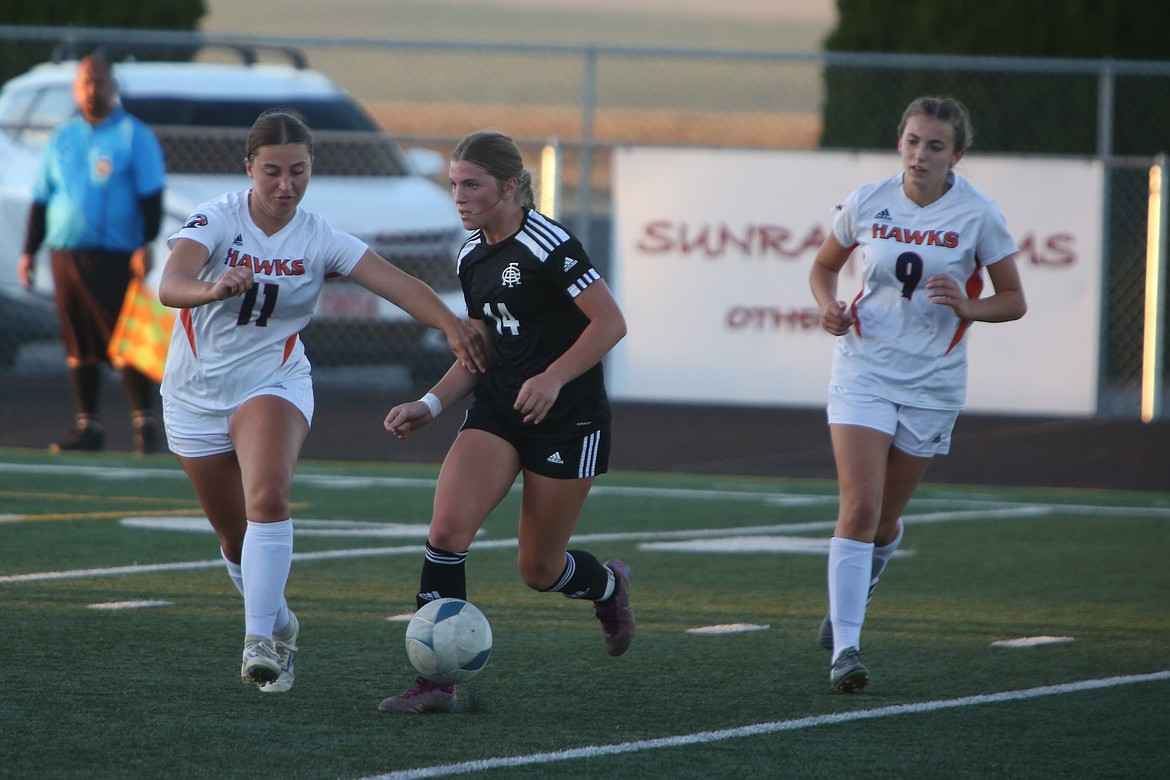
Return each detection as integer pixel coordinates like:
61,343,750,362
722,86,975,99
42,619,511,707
1,26,1166,415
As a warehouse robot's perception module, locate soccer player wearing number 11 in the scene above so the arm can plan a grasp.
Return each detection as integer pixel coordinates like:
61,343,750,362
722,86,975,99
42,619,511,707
809,96,1027,693
158,110,485,693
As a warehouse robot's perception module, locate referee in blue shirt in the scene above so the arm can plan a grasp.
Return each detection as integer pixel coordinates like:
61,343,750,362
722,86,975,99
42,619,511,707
18,53,166,454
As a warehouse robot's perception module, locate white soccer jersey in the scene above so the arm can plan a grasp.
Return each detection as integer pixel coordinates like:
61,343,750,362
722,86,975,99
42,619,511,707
829,172,1018,409
160,189,366,414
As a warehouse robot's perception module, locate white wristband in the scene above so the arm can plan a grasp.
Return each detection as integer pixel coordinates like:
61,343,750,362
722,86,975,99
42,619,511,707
419,392,442,419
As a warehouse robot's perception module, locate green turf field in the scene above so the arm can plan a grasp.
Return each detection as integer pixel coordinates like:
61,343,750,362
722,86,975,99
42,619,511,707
1,448,1167,779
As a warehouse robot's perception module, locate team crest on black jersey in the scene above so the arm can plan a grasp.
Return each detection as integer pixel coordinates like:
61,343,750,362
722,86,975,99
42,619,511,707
501,262,522,287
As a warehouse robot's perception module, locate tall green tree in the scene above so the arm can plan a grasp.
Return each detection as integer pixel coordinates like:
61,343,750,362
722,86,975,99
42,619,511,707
1,0,206,85
3,0,205,29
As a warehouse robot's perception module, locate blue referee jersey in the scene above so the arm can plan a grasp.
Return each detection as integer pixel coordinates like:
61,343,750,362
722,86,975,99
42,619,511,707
33,107,165,253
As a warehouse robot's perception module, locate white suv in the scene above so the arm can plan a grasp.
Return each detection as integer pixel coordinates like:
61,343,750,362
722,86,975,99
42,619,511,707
0,49,466,380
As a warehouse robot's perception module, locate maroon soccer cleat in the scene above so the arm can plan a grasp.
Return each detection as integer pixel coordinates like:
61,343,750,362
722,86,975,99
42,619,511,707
378,675,457,714
593,559,635,657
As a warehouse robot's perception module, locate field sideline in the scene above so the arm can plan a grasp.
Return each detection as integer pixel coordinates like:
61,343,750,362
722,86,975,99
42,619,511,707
1,449,1167,778
360,671,1170,780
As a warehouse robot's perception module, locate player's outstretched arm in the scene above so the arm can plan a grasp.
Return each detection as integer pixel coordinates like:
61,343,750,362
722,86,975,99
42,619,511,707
348,250,486,374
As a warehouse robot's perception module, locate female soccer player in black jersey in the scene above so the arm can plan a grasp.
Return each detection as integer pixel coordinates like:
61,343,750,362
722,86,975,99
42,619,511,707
378,130,634,714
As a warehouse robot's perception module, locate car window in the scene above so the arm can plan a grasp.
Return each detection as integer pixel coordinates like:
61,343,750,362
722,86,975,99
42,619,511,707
155,127,409,177
0,67,408,176
126,95,407,176
120,97,379,132
0,85,76,147
0,87,36,124
28,86,76,127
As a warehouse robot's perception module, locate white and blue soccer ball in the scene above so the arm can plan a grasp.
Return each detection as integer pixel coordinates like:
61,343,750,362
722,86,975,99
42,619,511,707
405,598,493,685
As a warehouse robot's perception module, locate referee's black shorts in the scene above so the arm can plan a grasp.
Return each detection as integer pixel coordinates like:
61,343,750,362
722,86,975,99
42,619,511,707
49,249,133,363
461,401,610,479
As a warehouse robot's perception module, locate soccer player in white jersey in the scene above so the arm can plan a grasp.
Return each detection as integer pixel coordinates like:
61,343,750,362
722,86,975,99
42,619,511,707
377,130,633,714
157,110,485,693
809,96,1027,693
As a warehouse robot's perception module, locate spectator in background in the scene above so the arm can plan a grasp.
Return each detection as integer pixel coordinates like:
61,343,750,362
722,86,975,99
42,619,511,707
18,52,166,455
378,130,633,715
158,109,484,693
809,96,1027,693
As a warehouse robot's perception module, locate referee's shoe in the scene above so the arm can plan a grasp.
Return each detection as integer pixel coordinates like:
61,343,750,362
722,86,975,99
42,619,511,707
49,416,104,453
132,412,162,456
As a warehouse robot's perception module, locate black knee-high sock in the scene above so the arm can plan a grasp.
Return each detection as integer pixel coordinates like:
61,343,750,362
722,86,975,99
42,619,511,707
541,549,611,601
70,364,102,419
417,543,467,609
120,367,156,416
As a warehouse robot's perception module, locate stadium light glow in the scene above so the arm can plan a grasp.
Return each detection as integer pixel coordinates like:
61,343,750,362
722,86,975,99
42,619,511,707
540,137,561,219
1142,157,1167,422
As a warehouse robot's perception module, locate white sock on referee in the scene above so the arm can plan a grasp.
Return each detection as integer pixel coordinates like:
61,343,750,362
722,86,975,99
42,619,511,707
828,536,875,663
241,519,294,640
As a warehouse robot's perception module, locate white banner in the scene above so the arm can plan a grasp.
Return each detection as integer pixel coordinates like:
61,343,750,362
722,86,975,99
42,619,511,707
609,147,1103,415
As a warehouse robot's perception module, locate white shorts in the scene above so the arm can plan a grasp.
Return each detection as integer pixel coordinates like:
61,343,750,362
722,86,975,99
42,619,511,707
163,377,315,458
826,385,958,458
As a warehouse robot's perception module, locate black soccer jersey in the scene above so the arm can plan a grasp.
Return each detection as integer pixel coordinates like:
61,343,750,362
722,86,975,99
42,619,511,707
458,209,611,433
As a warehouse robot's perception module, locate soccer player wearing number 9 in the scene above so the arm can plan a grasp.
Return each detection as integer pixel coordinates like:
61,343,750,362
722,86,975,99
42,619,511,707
157,110,486,693
378,130,633,714
809,96,1027,693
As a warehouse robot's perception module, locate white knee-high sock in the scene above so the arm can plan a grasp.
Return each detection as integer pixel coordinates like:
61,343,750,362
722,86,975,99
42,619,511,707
221,548,245,595
241,519,293,640
828,536,875,663
869,519,904,591
222,546,290,634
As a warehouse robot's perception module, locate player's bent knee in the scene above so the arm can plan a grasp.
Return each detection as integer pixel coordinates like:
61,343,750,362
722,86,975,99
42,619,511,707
518,558,562,591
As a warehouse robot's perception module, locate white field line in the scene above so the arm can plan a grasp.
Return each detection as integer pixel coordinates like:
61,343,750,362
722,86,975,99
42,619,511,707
5,458,1168,513
0,505,1056,584
1,459,1167,583
0,543,431,583
118,517,435,537
1,506,1166,584
88,599,173,610
0,461,437,489
358,671,1170,780
0,462,190,481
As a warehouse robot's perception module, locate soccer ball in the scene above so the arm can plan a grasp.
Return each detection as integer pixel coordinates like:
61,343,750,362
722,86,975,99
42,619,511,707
405,598,493,685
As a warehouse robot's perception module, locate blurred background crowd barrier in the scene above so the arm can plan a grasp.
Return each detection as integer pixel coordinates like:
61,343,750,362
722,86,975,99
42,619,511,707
1,26,1167,418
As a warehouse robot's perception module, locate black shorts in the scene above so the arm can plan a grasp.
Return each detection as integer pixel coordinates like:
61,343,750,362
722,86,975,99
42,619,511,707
50,249,133,363
461,402,611,479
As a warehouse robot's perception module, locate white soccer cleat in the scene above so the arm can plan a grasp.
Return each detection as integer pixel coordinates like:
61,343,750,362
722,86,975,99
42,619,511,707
260,611,299,694
241,638,282,686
